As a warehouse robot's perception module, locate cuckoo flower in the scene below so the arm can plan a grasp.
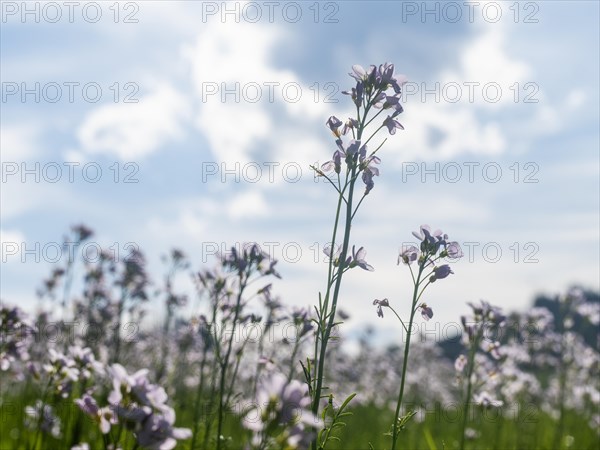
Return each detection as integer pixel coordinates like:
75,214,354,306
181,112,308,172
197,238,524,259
243,372,322,449
430,265,453,283
341,82,364,107
107,364,191,448
383,115,404,135
373,298,390,318
312,62,408,444
359,146,381,194
418,303,434,321
446,241,464,259
0,306,32,371
326,116,343,138
321,139,362,174
25,400,61,438
350,245,374,271
458,300,506,450
390,225,461,450
136,407,192,450
398,245,418,265
412,224,446,254
342,118,359,136
75,394,116,434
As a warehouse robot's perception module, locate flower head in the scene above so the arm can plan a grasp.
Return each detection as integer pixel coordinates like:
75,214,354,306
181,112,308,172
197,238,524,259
429,265,453,283
75,394,116,434
136,407,192,450
350,245,374,271
342,118,359,136
373,298,390,318
358,146,381,194
412,225,446,254
321,139,362,174
398,245,418,265
455,354,467,372
326,116,343,138
474,391,503,408
418,303,433,321
243,372,322,449
383,115,404,135
445,241,464,259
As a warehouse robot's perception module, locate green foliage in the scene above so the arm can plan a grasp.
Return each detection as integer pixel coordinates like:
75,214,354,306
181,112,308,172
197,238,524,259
1,390,599,450
317,393,357,449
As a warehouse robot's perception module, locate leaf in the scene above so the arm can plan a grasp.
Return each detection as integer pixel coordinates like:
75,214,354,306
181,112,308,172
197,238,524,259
339,392,357,411
423,427,437,450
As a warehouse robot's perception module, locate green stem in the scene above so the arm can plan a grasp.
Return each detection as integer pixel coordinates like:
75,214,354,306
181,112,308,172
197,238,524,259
312,164,358,419
387,305,408,334
31,377,53,450
216,272,247,450
391,263,424,450
312,179,346,395
190,328,211,450
460,329,481,450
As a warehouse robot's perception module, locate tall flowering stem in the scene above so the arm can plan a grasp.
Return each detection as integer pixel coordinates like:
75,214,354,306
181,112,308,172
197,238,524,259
309,64,407,442
213,245,280,450
390,263,424,450
375,226,463,450
457,301,506,450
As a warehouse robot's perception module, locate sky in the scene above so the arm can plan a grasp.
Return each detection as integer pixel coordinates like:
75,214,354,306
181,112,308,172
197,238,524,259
1,0,599,345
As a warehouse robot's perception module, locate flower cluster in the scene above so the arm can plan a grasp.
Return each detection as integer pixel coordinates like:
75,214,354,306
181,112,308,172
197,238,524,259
344,63,406,120
456,301,507,410
243,372,322,449
24,400,61,438
42,346,104,398
407,224,464,282
108,364,192,449
323,244,374,271
222,244,281,279
460,300,507,348
75,394,117,434
0,305,33,372
75,363,191,449
317,63,407,196
375,225,463,320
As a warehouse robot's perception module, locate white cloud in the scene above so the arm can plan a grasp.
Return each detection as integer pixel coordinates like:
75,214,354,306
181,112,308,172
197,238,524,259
566,89,585,110
0,228,26,245
183,18,330,166
442,26,531,102
396,103,506,161
227,190,269,220
0,123,40,162
77,82,190,160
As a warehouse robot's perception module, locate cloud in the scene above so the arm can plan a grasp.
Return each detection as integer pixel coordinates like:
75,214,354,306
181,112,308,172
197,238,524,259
441,25,531,106
76,82,190,161
227,190,269,219
396,103,506,161
1,228,26,246
183,17,330,166
0,123,40,162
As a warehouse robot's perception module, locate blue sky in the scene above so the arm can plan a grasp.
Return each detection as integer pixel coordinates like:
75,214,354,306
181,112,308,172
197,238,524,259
1,1,599,343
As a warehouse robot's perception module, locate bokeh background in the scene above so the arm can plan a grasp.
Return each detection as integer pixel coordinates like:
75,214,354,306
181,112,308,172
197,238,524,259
2,0,599,346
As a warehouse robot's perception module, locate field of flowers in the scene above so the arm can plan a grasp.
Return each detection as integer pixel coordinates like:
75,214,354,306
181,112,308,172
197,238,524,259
1,64,599,450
